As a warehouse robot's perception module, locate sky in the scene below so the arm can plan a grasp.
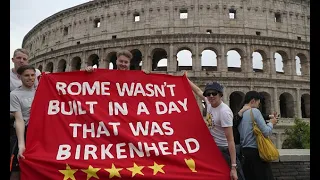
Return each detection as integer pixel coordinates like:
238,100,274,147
10,0,301,74
10,0,89,69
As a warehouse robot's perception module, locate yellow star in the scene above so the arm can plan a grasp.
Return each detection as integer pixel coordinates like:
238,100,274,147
126,163,144,177
104,163,123,178
81,165,101,180
59,164,78,180
148,162,165,175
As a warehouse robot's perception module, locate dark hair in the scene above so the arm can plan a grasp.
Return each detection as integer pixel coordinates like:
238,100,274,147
243,91,263,104
17,65,36,75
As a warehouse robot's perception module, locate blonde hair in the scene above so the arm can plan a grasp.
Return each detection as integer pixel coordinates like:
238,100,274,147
116,49,133,60
13,48,29,57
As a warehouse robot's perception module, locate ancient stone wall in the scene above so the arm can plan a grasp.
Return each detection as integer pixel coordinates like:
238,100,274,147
22,0,310,147
22,0,310,58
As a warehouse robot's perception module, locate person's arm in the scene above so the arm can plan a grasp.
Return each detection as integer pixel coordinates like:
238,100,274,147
221,110,237,179
81,66,94,72
10,93,26,159
186,78,205,101
233,105,251,127
13,111,26,159
252,108,276,137
238,105,251,117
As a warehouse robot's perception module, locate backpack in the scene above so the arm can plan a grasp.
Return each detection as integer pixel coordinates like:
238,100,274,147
233,113,242,145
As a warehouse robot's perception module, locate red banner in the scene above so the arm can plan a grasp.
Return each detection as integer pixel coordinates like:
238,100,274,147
20,69,230,180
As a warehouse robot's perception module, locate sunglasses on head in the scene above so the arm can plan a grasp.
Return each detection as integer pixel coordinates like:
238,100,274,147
205,91,219,97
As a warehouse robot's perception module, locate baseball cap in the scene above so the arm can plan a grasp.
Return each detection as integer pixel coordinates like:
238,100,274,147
202,82,224,96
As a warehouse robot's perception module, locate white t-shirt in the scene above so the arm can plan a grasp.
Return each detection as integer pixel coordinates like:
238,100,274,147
10,68,41,92
204,98,233,147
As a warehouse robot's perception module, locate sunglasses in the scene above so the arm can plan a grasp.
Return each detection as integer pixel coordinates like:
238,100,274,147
205,92,219,97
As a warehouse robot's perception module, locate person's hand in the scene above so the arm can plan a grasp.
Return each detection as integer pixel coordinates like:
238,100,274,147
142,69,150,74
181,70,188,76
230,168,238,180
270,117,278,125
44,71,51,74
269,112,279,120
84,66,94,73
238,105,251,117
18,145,26,160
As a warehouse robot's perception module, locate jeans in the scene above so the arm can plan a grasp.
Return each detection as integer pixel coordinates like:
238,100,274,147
218,146,246,180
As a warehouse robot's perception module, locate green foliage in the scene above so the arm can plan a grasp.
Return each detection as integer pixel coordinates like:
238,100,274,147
282,117,310,149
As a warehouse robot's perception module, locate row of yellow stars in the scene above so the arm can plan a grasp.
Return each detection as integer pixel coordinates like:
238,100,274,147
59,162,165,180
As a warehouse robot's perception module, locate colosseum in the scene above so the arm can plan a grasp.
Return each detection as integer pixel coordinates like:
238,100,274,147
22,0,310,148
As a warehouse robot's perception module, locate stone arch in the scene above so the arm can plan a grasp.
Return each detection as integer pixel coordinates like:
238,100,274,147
130,49,142,70
274,50,289,74
279,92,295,118
176,47,193,71
259,91,272,116
37,65,43,72
296,53,308,76
201,47,218,71
151,48,168,71
105,51,117,69
45,62,54,72
226,47,245,72
226,47,246,57
275,50,289,60
147,45,169,56
57,59,67,72
252,49,268,73
251,46,268,55
229,91,245,115
87,54,100,68
71,56,81,71
301,94,310,118
175,46,193,56
199,46,220,56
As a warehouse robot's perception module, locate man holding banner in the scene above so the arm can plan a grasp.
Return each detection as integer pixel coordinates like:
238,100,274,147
84,49,133,72
187,78,245,180
20,69,232,180
10,65,37,180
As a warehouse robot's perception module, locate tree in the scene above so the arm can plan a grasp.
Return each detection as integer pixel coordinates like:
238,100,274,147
282,117,310,149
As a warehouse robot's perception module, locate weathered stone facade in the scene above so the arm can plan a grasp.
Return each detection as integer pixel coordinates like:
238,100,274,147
22,0,310,147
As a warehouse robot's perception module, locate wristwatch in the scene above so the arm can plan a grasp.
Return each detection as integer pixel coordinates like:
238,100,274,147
231,163,237,169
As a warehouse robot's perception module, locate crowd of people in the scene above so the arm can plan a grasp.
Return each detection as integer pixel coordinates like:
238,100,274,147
10,48,278,180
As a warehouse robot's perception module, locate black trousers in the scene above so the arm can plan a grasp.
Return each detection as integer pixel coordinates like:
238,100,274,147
218,146,246,180
242,147,274,180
